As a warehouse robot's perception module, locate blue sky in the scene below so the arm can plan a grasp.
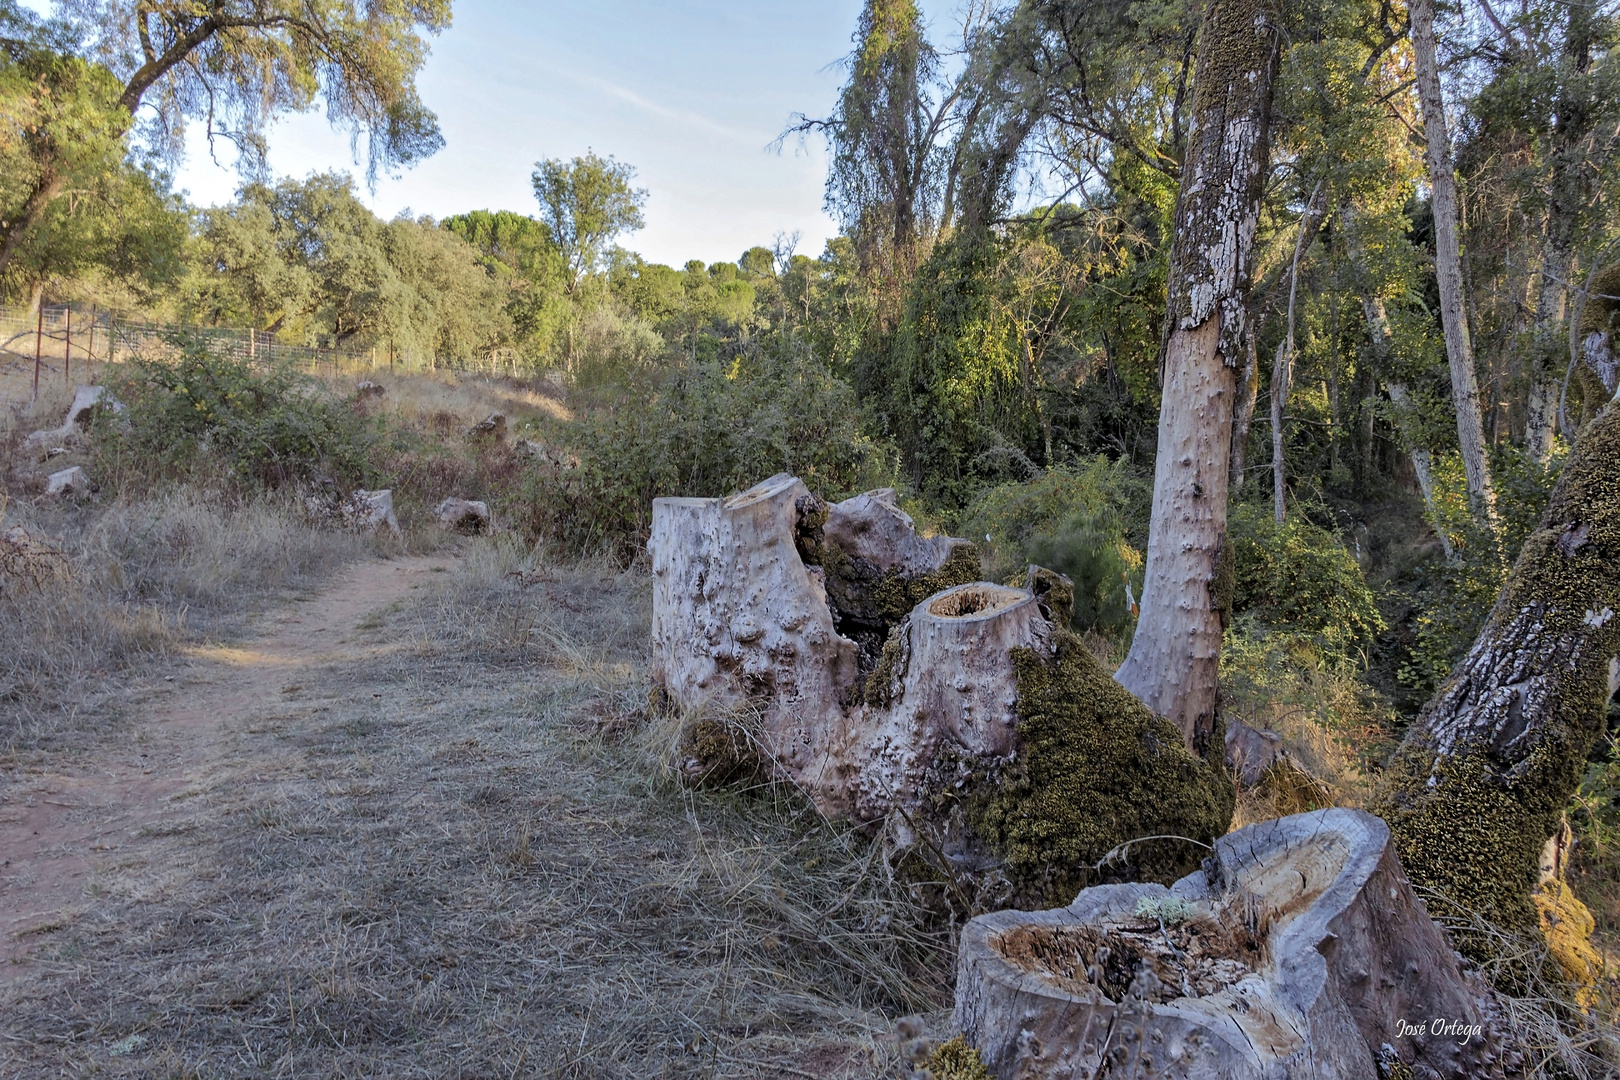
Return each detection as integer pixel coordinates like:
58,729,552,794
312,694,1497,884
29,1,966,268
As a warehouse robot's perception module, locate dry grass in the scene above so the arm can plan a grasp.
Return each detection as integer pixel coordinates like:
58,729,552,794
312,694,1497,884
0,537,954,1077
331,368,572,428
1419,891,1620,1079
1,492,367,751
1219,625,1393,829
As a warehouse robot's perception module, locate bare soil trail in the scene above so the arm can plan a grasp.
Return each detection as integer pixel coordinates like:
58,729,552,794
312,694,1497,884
0,554,457,977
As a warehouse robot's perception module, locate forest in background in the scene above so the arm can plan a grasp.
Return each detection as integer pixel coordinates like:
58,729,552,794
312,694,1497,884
3,0,1620,1031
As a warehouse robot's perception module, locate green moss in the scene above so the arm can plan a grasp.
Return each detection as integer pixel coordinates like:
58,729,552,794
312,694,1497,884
822,539,983,676
968,632,1234,907
1374,747,1550,943
793,493,829,564
1577,263,1620,336
925,1036,993,1080
864,624,909,709
1372,406,1620,974
868,541,984,623
677,716,766,788
1210,533,1235,631
1027,564,1075,630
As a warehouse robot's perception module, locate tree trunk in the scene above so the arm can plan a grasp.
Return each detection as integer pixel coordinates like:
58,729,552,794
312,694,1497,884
1371,402,1620,961
1113,0,1280,751
955,809,1507,1080
1269,181,1323,525
1525,237,1569,463
1410,0,1499,529
1269,338,1292,523
0,169,65,281
1229,309,1260,491
1387,382,1455,561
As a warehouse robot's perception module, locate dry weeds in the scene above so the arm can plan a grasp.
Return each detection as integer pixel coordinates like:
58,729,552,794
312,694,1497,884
1,492,366,751
0,537,953,1077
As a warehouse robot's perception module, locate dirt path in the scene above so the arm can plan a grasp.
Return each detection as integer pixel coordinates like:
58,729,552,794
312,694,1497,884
0,554,457,979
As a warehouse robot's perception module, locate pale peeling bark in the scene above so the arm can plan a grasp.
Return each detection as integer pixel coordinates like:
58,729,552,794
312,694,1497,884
1583,330,1617,397
1410,0,1499,527
651,475,1041,830
1373,404,1620,952
1114,0,1279,750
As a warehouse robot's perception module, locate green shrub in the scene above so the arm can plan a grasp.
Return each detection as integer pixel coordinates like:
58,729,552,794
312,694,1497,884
98,337,375,490
1398,447,1565,697
1228,504,1385,664
957,459,1149,636
519,347,893,560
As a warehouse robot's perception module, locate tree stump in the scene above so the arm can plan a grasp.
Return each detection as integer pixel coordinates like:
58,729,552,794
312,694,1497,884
650,474,1232,889
954,809,1506,1080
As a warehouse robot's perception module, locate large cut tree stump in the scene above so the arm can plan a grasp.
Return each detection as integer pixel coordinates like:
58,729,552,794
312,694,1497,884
651,475,1030,822
650,474,1232,894
955,809,1506,1080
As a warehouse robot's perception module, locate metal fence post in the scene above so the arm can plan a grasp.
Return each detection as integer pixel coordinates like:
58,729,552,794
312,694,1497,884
33,304,43,402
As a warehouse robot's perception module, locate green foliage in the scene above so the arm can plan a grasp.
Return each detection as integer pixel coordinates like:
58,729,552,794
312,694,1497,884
186,173,508,358
0,42,186,300
99,337,374,490
967,631,1234,907
1227,503,1385,664
519,345,893,560
1399,446,1566,696
66,0,452,179
957,458,1149,635
531,152,648,292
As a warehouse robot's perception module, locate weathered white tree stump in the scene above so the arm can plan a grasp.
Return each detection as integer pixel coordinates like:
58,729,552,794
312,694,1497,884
955,808,1505,1080
345,489,400,535
650,473,1231,890
855,583,1048,830
651,474,864,811
45,466,93,497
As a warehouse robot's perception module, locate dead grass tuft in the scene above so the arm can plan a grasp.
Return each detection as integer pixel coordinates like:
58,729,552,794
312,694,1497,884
1421,890,1620,1079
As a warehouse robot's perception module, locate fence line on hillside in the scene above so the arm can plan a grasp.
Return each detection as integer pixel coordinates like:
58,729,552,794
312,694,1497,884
0,304,533,397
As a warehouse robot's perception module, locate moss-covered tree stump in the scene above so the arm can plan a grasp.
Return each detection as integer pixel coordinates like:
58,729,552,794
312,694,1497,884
649,474,1233,906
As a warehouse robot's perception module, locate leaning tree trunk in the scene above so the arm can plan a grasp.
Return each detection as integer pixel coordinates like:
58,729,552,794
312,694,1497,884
1410,0,1498,529
1371,402,1620,962
1113,0,1280,750
1387,381,1455,561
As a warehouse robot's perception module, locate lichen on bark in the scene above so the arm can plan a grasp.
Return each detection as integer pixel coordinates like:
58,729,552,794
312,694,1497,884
1371,404,1620,968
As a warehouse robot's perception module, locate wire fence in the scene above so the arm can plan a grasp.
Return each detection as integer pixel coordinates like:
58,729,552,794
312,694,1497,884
0,304,533,394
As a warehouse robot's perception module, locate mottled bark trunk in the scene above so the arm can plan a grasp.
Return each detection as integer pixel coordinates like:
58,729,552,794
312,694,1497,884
1113,0,1279,750
1387,382,1454,561
1230,311,1260,491
1270,338,1292,523
1372,404,1620,958
1526,239,1569,463
1270,181,1322,525
1410,0,1498,529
